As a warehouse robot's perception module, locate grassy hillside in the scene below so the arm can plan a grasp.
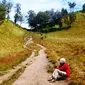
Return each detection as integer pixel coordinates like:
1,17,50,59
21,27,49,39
0,12,85,84
0,21,40,72
43,12,85,85
29,12,85,85
0,21,25,57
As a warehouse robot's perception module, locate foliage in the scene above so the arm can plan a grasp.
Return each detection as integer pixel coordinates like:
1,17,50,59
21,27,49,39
27,10,37,28
27,10,62,32
61,8,70,26
1,0,13,20
82,4,85,12
69,13,76,25
1,0,7,6
6,1,13,20
14,3,22,23
36,11,49,28
0,4,6,22
68,2,76,13
68,2,76,26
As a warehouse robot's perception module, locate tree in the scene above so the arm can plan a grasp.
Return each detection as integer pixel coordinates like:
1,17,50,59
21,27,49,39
68,2,76,26
47,10,62,28
69,13,76,25
15,3,21,14
61,8,68,16
68,2,76,13
2,0,13,20
14,3,21,23
47,9,55,27
2,0,7,7
52,11,62,28
0,4,6,22
82,4,85,12
19,14,24,26
27,10,37,28
6,2,13,20
14,13,18,23
36,11,49,28
61,8,70,26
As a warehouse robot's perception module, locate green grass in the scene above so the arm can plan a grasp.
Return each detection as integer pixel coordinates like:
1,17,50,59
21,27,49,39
52,25,59,28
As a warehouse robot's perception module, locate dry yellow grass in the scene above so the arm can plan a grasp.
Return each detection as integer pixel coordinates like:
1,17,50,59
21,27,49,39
0,21,40,72
30,12,85,85
0,21,26,57
0,12,85,84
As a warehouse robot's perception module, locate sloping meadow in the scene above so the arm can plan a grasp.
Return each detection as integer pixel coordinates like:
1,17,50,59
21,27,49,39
41,37,85,85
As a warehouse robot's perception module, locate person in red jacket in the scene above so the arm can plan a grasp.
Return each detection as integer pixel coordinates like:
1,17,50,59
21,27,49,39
48,58,70,82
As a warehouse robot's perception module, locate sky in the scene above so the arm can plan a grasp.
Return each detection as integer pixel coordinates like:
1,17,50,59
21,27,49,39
1,0,85,28
15,0,85,12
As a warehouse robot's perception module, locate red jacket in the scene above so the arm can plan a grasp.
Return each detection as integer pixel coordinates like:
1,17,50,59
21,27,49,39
58,63,70,77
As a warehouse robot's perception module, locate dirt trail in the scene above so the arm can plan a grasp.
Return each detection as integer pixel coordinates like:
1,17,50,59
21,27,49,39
0,50,35,84
12,44,68,85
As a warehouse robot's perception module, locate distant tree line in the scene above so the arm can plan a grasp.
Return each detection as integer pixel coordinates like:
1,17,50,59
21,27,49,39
0,0,85,32
26,10,62,30
26,2,77,32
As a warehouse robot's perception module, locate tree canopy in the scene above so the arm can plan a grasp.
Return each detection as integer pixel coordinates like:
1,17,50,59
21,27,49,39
0,4,6,21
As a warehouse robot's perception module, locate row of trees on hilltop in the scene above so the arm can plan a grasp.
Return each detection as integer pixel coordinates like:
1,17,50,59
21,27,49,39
0,0,85,31
26,10,62,29
26,2,76,32
0,1,77,31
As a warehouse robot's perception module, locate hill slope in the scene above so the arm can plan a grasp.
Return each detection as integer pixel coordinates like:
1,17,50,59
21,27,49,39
0,21,25,57
31,12,85,85
45,12,85,38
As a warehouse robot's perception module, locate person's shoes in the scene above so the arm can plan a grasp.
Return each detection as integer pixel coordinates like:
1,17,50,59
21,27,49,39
48,78,53,81
49,79,56,83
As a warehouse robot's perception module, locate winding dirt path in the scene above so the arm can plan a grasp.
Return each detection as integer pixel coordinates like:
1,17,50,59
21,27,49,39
12,44,68,85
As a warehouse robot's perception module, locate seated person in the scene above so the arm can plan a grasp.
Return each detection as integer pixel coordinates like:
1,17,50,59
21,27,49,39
48,58,70,82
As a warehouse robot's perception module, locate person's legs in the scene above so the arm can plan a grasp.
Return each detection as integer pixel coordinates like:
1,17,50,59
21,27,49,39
58,70,66,76
57,70,67,80
48,69,59,82
48,69,67,82
52,69,60,80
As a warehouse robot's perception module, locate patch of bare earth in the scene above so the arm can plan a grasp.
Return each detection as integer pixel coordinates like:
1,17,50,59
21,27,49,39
12,44,69,85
